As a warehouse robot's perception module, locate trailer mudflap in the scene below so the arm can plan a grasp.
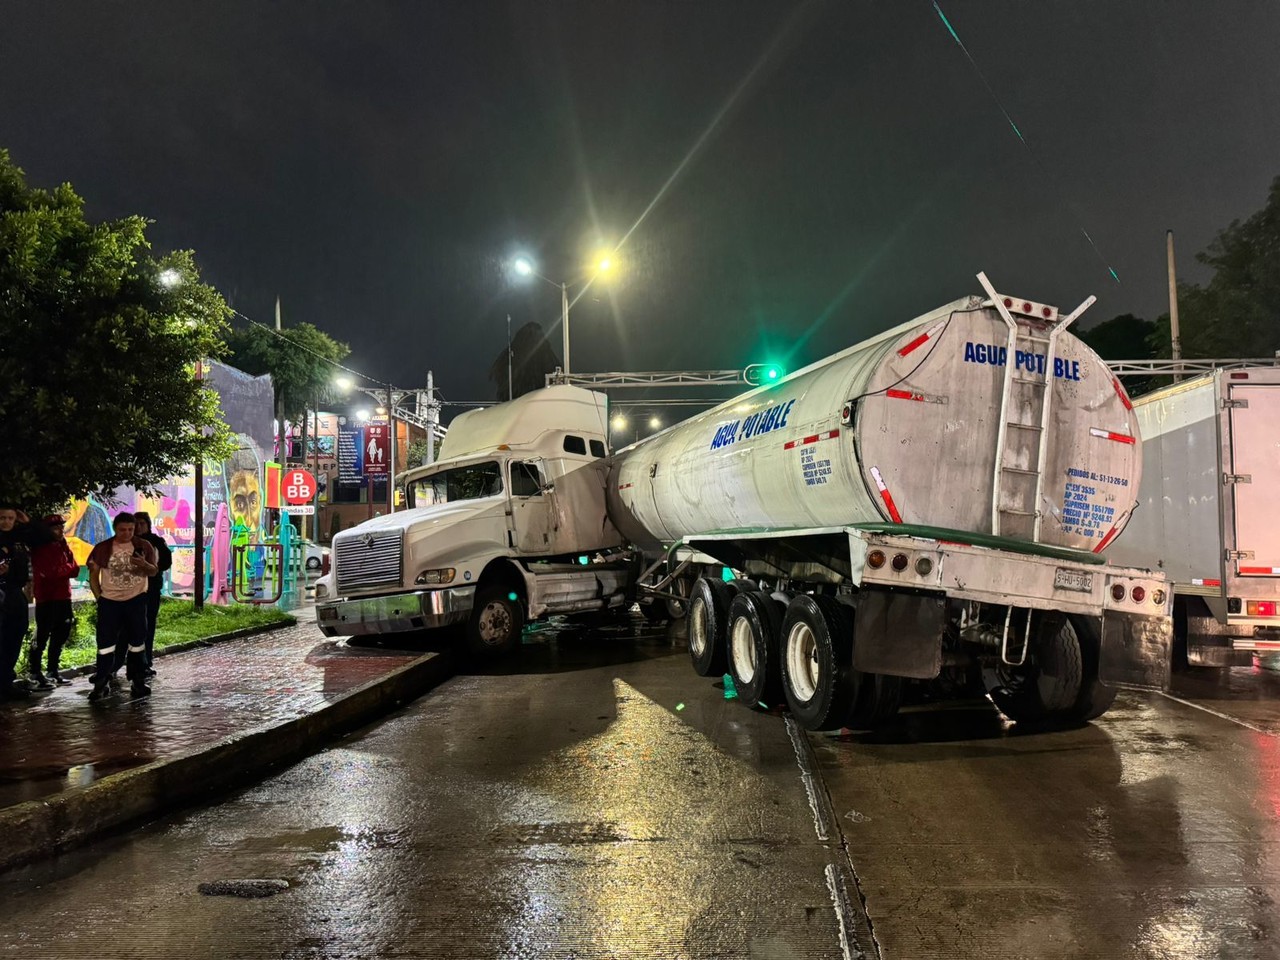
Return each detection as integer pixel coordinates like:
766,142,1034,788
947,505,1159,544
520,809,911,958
1098,612,1172,691
852,589,946,679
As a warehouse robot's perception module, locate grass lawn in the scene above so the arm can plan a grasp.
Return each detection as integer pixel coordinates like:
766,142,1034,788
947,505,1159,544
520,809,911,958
18,598,295,674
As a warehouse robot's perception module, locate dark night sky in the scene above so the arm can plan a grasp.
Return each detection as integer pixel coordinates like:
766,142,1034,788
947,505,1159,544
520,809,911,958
3,1,1278,414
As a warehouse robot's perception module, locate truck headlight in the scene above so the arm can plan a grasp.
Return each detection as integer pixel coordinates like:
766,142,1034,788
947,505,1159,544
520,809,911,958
415,568,456,585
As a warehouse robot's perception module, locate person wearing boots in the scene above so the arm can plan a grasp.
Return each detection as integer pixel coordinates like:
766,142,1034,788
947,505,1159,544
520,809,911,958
29,515,81,689
87,513,158,701
0,504,51,701
131,512,171,676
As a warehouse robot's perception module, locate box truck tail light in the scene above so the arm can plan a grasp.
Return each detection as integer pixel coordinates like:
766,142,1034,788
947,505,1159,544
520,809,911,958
1246,601,1278,617
1230,372,1250,380
869,466,903,523
1090,427,1136,444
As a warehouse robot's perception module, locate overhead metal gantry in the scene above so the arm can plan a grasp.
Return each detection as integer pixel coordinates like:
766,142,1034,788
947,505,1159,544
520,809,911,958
1106,358,1280,377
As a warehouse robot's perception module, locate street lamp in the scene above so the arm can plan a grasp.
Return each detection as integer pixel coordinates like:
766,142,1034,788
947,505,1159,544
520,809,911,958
158,267,182,289
511,252,616,375
648,416,662,430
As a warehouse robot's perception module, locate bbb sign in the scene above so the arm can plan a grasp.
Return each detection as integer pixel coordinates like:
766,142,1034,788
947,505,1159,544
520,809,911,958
282,468,317,505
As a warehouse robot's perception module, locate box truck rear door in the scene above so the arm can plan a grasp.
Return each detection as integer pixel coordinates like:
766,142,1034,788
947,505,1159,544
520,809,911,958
1228,384,1280,576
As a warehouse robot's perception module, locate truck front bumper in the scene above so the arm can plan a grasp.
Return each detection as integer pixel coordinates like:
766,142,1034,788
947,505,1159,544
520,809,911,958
316,586,477,637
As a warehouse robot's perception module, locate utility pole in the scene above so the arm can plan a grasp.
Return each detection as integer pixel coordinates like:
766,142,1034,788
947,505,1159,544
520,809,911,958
424,370,439,465
1167,230,1183,383
561,281,570,374
387,383,396,514
507,314,513,401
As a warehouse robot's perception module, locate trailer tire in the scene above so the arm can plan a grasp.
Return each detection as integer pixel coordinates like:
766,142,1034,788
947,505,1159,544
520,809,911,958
727,591,785,707
688,577,733,676
467,588,525,658
845,672,903,730
1064,614,1117,722
983,612,1083,724
780,595,857,731
725,578,758,595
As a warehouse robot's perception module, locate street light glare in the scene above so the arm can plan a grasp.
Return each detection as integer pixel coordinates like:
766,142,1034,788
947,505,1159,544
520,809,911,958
513,257,534,277
611,415,628,429
648,416,662,430
356,408,371,421
334,375,354,392
158,268,182,289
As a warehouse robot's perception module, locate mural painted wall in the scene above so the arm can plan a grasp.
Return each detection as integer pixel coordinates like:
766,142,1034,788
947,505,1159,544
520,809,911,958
65,360,275,593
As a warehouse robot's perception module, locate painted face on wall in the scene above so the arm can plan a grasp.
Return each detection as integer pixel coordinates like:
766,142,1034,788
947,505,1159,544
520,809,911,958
229,469,262,538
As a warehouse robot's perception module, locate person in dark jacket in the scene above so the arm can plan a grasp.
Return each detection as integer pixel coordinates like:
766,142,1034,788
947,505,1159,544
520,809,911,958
29,515,81,689
131,511,172,675
0,504,52,700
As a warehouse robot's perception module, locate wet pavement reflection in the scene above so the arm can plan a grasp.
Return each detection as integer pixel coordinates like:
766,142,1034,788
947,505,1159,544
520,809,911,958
1,614,1278,959
0,612,422,808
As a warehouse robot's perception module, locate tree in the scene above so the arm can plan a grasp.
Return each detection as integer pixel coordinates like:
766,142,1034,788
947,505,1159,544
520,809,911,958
1151,176,1280,359
223,321,351,423
488,321,561,401
0,150,233,511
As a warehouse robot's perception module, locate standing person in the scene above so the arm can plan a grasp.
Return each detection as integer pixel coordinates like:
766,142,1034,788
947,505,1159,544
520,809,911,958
0,504,48,701
87,513,157,701
29,515,81,689
131,511,171,676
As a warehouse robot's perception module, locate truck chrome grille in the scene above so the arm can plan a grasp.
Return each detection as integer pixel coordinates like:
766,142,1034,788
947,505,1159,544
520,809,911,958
335,531,403,591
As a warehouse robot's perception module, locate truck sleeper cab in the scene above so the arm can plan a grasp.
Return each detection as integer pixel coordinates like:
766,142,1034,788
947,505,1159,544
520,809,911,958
316,387,630,656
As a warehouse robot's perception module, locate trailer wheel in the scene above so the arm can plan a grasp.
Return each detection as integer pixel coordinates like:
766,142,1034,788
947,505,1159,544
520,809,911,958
467,588,525,658
780,595,857,731
725,578,758,595
1064,614,1117,722
727,591,785,706
983,612,1084,723
845,672,902,730
687,577,733,676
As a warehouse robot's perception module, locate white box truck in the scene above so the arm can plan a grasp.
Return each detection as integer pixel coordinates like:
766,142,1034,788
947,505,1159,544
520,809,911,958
1107,366,1280,666
609,275,1173,729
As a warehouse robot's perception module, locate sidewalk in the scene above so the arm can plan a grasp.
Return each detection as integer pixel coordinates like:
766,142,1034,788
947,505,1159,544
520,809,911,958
0,610,451,869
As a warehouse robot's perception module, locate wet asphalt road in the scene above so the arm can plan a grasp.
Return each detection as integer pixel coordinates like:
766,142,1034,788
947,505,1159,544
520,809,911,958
2,614,1279,959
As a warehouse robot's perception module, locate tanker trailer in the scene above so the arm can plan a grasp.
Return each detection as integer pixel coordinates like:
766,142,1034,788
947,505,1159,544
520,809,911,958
608,273,1173,730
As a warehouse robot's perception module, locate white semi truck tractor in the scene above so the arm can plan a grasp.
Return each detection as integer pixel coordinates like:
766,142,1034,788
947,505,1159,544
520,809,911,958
1108,366,1280,668
608,274,1174,730
315,386,634,657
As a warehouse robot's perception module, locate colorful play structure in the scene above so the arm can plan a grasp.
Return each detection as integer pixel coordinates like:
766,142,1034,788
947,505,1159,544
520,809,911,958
199,503,312,606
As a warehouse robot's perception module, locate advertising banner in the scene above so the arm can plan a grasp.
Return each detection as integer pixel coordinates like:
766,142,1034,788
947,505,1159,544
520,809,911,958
363,422,389,476
338,418,364,483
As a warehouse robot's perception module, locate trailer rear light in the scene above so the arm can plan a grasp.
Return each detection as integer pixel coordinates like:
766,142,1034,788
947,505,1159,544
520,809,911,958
1022,302,1033,313
867,550,886,569
1246,601,1278,617
1003,297,1013,308
1111,584,1127,602
1152,589,1166,606
915,556,934,577
891,553,909,572
1131,585,1146,603
1230,372,1250,380
1041,307,1052,318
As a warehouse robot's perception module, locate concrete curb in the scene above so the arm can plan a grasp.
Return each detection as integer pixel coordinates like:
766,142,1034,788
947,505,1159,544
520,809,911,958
58,615,299,679
0,647,453,873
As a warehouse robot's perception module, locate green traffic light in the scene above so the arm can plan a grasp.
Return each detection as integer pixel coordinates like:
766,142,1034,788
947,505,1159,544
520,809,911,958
766,366,780,380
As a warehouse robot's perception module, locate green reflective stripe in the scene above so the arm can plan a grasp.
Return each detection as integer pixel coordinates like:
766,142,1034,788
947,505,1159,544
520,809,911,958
850,522,1107,566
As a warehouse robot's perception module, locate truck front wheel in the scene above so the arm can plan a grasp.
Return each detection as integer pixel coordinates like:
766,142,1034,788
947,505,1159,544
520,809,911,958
467,588,525,658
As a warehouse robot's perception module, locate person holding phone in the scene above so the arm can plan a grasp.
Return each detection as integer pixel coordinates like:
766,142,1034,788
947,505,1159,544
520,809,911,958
87,513,158,701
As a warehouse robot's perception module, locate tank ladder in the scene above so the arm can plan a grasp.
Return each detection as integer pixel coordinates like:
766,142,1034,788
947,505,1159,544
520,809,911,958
977,273,1095,541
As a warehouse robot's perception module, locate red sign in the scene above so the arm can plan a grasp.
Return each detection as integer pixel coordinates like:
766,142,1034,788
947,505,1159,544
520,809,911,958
363,423,389,476
282,468,317,505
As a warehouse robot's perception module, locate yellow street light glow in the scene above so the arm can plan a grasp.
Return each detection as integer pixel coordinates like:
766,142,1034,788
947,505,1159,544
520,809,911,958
334,375,354,391
611,415,628,430
648,416,662,429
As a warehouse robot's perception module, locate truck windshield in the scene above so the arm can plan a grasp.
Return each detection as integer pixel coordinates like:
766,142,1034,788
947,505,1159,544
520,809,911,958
408,461,503,506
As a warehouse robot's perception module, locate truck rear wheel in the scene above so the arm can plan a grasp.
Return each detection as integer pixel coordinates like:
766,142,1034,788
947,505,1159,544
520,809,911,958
983,612,1112,723
727,591,784,707
780,595,857,731
688,577,733,676
467,588,525,658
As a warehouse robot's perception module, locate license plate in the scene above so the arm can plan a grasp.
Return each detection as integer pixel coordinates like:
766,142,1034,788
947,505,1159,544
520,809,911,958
1054,568,1093,593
